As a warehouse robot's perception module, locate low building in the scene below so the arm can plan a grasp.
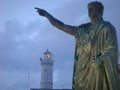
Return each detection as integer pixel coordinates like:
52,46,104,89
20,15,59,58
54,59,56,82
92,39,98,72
30,89,72,90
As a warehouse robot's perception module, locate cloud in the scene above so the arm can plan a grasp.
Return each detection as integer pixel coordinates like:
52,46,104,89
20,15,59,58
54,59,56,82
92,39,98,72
0,17,75,89
0,70,29,90
0,19,43,90
49,0,89,25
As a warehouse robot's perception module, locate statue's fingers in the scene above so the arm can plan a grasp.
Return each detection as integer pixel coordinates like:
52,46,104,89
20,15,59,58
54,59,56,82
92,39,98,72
34,7,40,10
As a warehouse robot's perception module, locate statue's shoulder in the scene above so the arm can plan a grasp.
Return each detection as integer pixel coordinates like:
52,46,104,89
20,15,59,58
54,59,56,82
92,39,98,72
78,23,90,28
103,21,115,28
103,20,116,32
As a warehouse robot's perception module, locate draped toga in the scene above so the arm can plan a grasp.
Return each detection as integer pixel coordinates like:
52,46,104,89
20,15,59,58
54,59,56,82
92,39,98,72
59,20,119,90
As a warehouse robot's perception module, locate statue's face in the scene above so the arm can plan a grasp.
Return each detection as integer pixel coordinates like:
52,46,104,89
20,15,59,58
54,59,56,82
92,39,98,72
88,4,100,19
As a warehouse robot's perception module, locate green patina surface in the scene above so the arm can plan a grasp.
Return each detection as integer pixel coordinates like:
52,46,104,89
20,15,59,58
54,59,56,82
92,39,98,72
71,20,119,90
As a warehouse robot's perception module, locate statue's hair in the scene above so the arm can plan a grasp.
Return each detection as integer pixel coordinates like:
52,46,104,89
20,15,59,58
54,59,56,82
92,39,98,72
88,1,104,16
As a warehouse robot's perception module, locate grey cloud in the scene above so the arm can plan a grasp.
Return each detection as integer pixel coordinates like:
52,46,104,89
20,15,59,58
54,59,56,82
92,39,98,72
0,17,75,89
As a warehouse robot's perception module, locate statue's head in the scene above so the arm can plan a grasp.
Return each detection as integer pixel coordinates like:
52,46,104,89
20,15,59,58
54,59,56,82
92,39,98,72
88,1,104,19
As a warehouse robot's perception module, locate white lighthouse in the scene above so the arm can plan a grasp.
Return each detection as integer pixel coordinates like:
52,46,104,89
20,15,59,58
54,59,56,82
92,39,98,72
40,49,54,89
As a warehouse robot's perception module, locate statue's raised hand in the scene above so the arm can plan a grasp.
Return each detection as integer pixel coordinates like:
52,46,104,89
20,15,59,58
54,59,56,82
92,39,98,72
35,7,48,17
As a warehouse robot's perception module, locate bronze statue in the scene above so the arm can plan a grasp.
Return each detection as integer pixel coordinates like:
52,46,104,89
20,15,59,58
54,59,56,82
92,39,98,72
35,1,120,90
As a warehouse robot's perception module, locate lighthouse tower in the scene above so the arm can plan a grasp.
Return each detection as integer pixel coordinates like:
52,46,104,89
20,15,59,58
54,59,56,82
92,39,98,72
40,49,54,89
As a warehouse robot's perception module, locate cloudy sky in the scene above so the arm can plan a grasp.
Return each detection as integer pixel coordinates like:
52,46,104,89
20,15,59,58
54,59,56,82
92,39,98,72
0,0,120,90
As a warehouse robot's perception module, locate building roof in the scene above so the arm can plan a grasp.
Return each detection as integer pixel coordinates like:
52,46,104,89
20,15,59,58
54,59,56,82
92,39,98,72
30,89,72,90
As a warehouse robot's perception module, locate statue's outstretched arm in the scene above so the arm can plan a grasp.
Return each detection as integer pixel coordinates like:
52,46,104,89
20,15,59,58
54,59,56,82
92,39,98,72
35,7,77,35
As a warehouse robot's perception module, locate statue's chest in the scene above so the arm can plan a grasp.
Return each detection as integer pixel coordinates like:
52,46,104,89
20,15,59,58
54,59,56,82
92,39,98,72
76,25,96,46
